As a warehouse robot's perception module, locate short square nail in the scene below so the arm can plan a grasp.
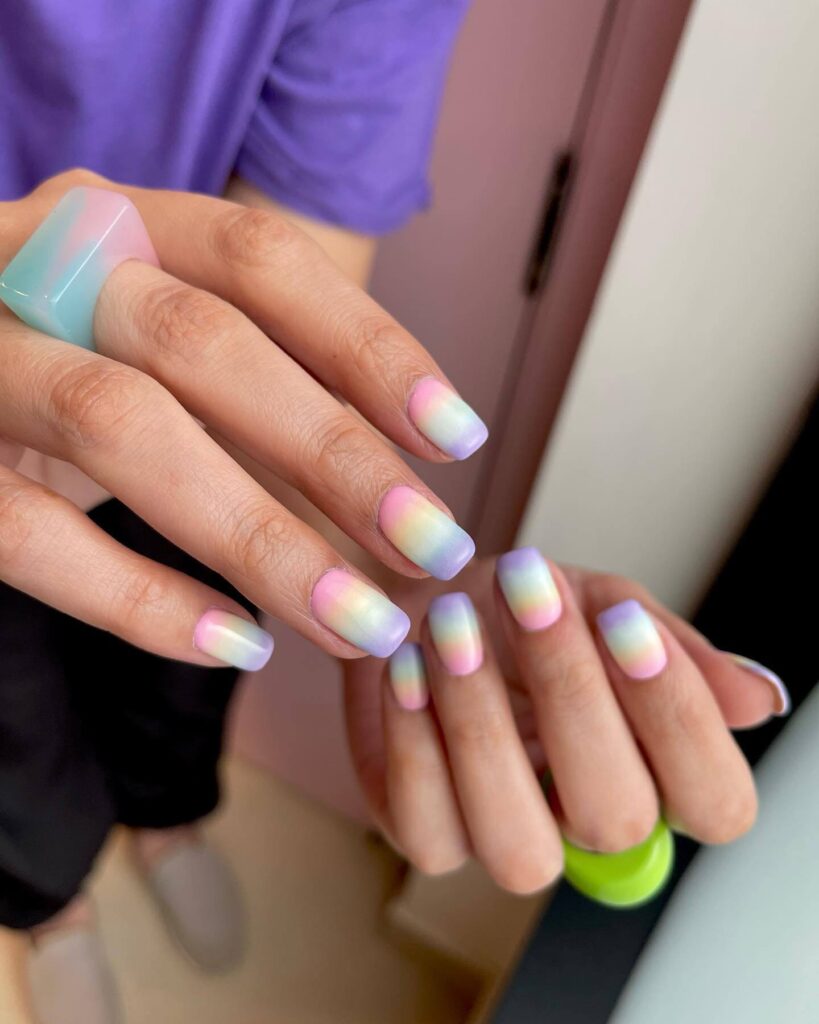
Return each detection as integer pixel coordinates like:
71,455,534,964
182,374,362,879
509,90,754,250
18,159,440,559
407,378,488,460
311,569,410,658
193,610,274,671
378,485,475,580
597,599,667,679
389,642,429,711
496,547,562,630
725,654,791,716
428,592,483,676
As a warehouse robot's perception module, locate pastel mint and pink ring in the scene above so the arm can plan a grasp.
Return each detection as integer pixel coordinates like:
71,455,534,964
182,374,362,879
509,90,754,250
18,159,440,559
0,186,158,349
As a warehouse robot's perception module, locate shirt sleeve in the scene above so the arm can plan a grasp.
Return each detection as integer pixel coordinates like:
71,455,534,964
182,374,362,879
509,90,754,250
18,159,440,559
234,0,470,235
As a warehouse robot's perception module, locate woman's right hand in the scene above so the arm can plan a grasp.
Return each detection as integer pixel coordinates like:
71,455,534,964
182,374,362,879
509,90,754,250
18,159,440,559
0,169,486,669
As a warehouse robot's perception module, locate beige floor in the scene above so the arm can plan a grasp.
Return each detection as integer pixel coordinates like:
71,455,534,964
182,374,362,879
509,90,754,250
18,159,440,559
0,758,472,1024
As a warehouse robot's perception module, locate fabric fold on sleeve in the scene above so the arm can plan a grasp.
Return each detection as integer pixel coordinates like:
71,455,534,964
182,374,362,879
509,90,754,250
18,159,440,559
235,0,470,235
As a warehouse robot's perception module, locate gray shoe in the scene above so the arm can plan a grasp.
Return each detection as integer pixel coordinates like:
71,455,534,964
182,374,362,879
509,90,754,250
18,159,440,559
145,841,245,972
28,928,122,1024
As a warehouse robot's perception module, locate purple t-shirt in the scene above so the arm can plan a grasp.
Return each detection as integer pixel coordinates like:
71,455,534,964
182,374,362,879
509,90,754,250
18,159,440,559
0,0,468,233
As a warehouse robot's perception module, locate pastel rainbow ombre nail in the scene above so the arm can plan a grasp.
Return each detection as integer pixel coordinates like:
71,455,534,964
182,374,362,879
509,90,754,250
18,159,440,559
597,600,667,679
0,186,158,349
407,378,488,460
389,643,429,711
193,610,274,671
726,653,791,716
378,485,475,581
311,569,410,657
496,547,562,630
428,592,483,676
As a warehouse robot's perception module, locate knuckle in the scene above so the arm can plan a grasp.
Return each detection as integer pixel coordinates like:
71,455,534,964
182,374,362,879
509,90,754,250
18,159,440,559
109,567,172,636
304,414,379,494
223,499,295,582
0,479,44,568
448,709,508,756
212,206,302,270
551,658,603,716
344,313,407,381
46,359,156,451
663,686,712,741
137,282,234,367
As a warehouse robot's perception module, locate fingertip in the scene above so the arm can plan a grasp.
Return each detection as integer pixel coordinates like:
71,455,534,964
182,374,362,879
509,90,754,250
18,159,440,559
724,653,791,717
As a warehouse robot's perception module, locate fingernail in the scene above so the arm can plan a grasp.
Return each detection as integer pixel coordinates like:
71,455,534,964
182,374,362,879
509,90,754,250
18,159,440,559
496,547,562,630
378,485,475,581
429,592,483,676
725,653,791,716
407,378,488,460
597,599,667,679
193,610,274,671
311,569,410,658
389,642,429,711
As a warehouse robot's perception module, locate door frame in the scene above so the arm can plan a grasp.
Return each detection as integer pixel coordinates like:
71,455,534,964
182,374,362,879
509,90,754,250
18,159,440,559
472,0,695,553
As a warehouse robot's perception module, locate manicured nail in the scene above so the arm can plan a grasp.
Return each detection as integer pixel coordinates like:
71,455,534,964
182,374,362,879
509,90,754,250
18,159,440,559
407,378,488,460
389,642,429,711
428,592,483,676
311,569,410,658
725,653,791,716
193,610,274,671
496,547,562,630
597,599,667,679
378,485,475,581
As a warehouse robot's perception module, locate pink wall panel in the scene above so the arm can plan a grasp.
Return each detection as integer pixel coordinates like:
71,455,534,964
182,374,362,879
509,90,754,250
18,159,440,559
370,0,610,524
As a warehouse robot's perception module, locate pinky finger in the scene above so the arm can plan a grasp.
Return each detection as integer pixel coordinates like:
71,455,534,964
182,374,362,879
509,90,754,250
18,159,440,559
383,644,470,876
0,465,273,670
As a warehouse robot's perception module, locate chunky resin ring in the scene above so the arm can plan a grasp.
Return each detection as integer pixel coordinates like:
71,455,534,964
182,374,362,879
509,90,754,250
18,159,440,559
562,818,675,908
0,186,158,349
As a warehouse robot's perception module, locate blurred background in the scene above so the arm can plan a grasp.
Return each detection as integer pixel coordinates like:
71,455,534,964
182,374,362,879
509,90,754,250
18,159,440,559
2,0,816,1020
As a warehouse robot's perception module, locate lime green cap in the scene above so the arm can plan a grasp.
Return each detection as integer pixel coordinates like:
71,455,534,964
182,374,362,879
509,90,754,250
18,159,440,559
562,818,675,908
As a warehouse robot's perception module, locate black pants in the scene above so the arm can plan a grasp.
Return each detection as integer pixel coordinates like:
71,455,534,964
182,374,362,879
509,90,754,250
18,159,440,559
0,499,250,929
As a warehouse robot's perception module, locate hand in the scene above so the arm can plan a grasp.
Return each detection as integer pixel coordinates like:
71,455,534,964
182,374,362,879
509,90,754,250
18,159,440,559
0,169,486,667
344,552,785,893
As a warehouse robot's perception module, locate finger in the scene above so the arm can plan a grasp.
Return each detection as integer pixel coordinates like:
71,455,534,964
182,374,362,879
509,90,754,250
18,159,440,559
382,644,470,874
94,260,475,581
636,590,790,725
562,566,788,728
592,591,757,844
0,322,409,659
0,464,273,669
495,549,659,852
423,593,562,893
16,174,488,463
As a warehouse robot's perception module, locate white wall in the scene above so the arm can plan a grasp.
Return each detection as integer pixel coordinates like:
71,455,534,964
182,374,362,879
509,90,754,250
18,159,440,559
519,0,819,613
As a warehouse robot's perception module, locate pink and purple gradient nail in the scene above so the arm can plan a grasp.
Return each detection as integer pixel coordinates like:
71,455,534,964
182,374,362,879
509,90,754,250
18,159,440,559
389,642,429,711
378,485,475,581
407,378,488,460
726,653,791,716
597,599,667,679
428,592,483,676
496,547,562,630
193,609,274,671
311,569,410,658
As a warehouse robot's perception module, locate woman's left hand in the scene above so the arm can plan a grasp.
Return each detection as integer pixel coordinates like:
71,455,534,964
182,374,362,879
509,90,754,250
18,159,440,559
344,552,786,893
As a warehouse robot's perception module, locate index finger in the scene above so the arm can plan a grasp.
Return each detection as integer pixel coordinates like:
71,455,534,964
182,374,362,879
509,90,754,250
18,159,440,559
20,173,488,464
